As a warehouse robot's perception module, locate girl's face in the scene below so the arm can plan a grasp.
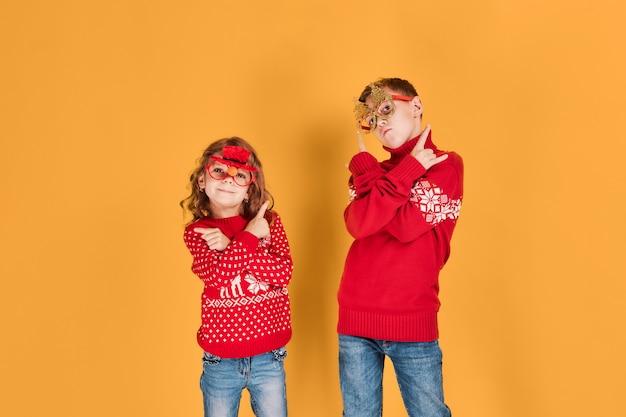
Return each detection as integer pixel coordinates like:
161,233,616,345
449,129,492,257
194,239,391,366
199,161,252,218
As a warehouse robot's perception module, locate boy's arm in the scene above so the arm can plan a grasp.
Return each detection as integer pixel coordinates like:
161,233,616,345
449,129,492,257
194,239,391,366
348,131,387,197
384,157,463,242
345,153,427,239
347,151,387,198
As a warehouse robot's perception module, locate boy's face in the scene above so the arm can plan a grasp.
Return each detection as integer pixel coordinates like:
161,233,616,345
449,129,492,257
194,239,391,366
365,87,423,149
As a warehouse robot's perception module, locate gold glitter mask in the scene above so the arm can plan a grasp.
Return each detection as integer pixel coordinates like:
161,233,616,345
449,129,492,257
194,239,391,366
353,84,413,132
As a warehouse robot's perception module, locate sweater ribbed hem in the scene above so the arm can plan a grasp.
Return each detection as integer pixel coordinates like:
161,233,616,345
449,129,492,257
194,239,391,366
199,329,292,359
337,308,438,342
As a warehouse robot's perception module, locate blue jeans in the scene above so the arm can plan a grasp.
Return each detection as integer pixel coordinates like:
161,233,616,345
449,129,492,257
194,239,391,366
338,335,451,417
200,348,288,417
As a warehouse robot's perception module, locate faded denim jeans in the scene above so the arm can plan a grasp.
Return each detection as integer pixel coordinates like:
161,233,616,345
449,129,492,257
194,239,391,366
339,335,451,417
200,347,288,417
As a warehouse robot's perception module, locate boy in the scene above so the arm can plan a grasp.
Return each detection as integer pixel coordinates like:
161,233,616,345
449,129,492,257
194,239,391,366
337,78,463,417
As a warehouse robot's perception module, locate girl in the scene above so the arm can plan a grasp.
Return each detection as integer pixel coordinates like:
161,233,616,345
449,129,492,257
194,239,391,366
180,137,293,417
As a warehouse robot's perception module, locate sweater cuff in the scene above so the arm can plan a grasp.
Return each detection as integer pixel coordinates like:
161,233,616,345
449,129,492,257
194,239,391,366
349,152,380,176
234,231,259,252
389,155,427,187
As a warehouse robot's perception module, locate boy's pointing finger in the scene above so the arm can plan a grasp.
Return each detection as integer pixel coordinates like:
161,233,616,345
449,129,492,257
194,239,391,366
415,124,431,150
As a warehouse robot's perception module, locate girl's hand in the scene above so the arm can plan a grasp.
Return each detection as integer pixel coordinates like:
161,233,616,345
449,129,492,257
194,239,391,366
244,200,270,239
193,227,231,251
411,125,448,169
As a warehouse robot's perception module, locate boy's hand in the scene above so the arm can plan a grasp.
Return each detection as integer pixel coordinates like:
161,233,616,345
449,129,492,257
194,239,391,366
356,131,367,152
194,227,231,251
244,200,270,239
411,125,448,169
345,131,369,170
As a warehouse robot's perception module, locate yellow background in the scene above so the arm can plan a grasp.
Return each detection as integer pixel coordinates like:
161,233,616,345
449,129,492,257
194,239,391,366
2,1,625,416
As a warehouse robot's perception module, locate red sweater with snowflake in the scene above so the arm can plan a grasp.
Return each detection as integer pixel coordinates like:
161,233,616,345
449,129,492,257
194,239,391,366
337,131,463,342
184,213,293,358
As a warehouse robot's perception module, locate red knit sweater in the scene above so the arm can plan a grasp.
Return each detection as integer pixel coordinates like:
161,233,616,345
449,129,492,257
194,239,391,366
338,131,463,342
184,213,293,358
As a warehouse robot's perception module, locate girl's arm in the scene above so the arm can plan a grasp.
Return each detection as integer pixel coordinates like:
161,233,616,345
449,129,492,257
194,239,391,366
184,226,260,287
246,214,293,287
183,214,293,288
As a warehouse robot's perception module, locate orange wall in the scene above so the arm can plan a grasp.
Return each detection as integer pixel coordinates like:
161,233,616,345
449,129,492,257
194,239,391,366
1,1,625,416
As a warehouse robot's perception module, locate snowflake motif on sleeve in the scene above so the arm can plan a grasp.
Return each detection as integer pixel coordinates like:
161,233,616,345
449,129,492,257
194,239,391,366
410,180,461,225
244,273,270,294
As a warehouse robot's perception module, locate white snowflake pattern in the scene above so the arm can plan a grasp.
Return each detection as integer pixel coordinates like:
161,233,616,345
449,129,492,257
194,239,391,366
244,273,270,294
410,180,461,225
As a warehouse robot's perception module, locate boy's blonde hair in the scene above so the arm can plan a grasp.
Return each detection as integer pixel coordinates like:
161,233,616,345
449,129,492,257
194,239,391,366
358,77,419,102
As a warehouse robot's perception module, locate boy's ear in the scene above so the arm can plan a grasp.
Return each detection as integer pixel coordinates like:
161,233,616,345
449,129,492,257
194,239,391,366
198,173,206,189
411,96,423,118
